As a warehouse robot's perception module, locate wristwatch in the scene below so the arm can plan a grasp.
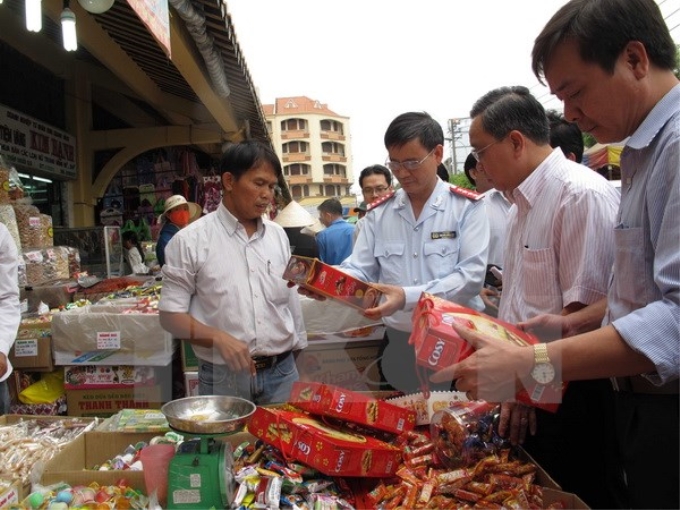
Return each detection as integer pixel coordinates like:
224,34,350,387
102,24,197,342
530,343,555,384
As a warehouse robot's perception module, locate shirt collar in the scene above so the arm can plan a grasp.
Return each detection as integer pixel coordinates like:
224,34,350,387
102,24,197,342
217,202,264,236
511,147,564,208
627,83,680,150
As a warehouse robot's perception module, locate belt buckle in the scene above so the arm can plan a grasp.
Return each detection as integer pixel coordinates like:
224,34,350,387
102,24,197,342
253,355,274,371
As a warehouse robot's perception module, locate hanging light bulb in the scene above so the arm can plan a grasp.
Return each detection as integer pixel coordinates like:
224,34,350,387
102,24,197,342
77,0,114,14
26,0,42,32
61,5,77,51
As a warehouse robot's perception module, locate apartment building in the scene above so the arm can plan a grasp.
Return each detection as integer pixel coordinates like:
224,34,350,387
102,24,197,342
263,97,355,214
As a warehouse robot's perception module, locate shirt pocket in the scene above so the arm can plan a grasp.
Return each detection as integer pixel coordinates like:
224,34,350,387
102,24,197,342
423,240,460,279
268,263,293,305
612,226,649,308
374,242,405,282
520,247,562,314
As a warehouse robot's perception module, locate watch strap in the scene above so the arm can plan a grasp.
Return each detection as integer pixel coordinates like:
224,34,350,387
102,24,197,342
534,343,550,364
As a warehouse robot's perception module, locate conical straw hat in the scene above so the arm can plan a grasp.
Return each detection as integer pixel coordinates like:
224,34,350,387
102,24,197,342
301,219,324,237
274,201,315,228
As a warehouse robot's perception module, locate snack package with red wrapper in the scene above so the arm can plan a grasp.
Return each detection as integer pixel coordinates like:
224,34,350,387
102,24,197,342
409,292,566,412
282,255,382,310
247,406,402,477
290,381,417,435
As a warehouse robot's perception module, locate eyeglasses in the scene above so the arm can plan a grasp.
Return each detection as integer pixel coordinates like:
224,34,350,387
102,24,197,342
385,147,436,172
471,140,501,162
362,186,388,195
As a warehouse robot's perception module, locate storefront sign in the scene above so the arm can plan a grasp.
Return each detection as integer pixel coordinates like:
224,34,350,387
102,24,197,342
128,0,171,58
0,104,77,180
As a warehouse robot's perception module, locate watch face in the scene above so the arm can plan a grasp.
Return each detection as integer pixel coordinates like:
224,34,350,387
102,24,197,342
531,363,555,384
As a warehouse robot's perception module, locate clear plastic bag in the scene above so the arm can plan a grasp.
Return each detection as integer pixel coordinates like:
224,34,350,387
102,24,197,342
430,401,509,468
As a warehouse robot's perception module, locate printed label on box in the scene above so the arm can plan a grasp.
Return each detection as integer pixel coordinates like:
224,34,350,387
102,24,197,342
96,331,121,350
13,339,38,357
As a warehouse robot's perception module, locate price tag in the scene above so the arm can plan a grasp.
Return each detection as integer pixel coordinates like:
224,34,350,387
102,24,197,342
96,331,121,350
14,339,38,357
29,216,41,228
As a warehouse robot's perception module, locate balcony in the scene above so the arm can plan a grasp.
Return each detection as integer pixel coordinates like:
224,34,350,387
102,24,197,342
321,154,347,163
320,131,345,141
281,130,310,140
323,176,349,184
287,175,313,185
282,154,311,163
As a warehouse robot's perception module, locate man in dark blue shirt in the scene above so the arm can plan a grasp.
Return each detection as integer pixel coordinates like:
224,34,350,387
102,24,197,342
316,198,354,265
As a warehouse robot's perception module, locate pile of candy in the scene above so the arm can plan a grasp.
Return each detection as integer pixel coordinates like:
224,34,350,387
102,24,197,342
93,433,182,471
364,430,560,509
14,481,148,510
231,440,356,509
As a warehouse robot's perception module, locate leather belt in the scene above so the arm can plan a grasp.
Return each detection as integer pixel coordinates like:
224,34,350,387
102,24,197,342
252,351,292,371
611,376,679,395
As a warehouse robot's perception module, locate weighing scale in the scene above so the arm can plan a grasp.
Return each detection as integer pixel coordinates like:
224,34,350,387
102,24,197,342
160,396,256,510
166,429,234,509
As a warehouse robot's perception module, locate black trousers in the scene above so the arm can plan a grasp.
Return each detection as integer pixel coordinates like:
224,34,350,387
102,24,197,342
377,327,454,394
522,378,627,509
613,391,679,509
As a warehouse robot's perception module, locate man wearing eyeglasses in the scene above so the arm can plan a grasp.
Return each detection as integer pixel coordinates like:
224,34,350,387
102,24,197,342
444,86,621,508
353,164,394,245
337,111,490,393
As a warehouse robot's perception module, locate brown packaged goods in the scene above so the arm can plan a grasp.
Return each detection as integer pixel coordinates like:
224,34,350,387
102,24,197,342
0,204,22,253
13,203,42,249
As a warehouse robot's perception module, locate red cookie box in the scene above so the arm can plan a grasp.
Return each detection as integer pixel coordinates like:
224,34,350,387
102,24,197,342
409,293,566,413
289,381,417,435
247,406,402,478
282,255,382,310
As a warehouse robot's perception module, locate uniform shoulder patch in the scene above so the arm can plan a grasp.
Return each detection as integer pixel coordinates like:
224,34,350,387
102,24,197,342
366,191,396,211
450,185,483,201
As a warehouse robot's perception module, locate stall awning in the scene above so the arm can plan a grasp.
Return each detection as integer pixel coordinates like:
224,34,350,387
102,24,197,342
582,143,624,170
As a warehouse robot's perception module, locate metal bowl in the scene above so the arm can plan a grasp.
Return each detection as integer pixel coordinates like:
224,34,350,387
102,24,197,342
160,395,256,435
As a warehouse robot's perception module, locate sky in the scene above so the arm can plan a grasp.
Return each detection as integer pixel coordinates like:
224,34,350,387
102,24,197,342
226,0,680,188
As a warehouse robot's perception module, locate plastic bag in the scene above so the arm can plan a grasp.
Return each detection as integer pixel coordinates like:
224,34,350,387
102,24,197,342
137,217,152,242
18,370,65,404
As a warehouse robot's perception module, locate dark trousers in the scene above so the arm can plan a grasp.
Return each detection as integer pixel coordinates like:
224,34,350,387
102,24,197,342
523,379,627,509
614,391,679,509
378,327,454,394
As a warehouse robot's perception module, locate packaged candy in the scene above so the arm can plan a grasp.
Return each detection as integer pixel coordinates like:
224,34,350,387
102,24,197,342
430,401,509,469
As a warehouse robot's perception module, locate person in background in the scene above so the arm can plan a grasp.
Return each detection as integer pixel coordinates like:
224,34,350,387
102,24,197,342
122,230,150,275
434,1,679,507
353,164,393,245
466,85,621,508
436,163,450,182
464,153,511,317
0,223,20,415
158,140,307,405
155,194,200,267
546,109,585,162
336,111,490,393
316,198,354,265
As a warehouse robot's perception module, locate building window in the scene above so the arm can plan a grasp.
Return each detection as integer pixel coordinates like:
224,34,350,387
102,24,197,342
282,141,309,154
285,99,298,108
320,119,344,135
321,142,345,157
284,164,311,176
281,118,306,131
324,185,335,196
323,164,346,177
291,185,302,199
303,185,310,197
266,121,272,134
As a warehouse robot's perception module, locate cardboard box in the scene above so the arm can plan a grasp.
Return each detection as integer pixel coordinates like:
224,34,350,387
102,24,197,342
248,406,402,477
9,319,54,372
184,371,199,397
51,304,175,366
64,365,157,390
10,395,67,416
66,385,167,417
290,381,416,434
283,255,382,311
296,338,385,391
410,293,566,412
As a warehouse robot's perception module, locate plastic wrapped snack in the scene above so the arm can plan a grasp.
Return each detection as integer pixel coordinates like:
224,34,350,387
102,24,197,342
41,214,54,247
430,401,508,469
0,204,22,253
13,203,42,249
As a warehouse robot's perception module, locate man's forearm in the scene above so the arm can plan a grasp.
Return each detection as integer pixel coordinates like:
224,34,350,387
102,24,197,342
563,298,608,336
159,312,220,348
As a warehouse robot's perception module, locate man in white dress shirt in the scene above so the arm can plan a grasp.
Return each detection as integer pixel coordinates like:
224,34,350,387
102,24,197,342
465,85,621,508
0,224,20,415
159,141,307,405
